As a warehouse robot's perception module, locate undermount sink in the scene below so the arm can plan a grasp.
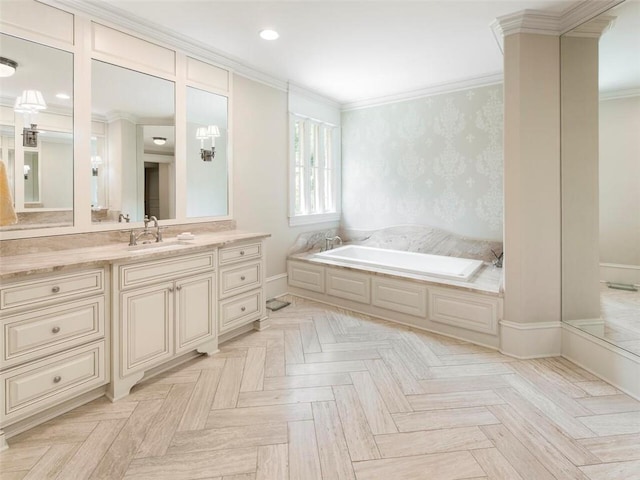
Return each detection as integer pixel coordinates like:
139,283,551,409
127,240,188,252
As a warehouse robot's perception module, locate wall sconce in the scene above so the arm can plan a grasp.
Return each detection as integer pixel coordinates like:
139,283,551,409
196,125,221,162
22,124,39,148
23,165,31,180
15,90,47,148
91,156,102,176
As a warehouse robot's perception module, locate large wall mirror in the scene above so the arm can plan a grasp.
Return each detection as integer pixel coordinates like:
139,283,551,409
0,33,74,230
91,60,175,223
186,86,228,218
561,0,640,356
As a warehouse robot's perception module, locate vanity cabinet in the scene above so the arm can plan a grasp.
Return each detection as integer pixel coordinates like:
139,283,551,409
0,268,108,429
110,251,217,400
218,240,267,336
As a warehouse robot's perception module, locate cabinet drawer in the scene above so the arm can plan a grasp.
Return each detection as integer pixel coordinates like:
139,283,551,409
1,341,106,421
372,277,427,317
288,261,325,293
119,251,215,289
219,290,263,333
428,287,499,335
326,268,370,304
219,261,262,299
3,296,105,367
1,269,104,311
219,242,262,265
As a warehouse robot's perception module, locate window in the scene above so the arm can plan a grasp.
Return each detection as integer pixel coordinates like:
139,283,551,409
289,114,340,226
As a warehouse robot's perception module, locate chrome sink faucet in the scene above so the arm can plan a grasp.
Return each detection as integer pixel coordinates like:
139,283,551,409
129,215,163,246
323,235,343,251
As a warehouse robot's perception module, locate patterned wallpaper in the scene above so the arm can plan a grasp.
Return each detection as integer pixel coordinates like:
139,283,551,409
341,84,503,241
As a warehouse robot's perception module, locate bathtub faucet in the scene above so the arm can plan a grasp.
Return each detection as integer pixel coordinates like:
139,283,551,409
491,249,504,268
324,235,343,251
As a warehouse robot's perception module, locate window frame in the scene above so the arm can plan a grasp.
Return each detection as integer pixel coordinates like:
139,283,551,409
288,113,341,226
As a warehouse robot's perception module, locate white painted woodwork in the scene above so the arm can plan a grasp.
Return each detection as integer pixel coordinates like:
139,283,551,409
186,56,229,92
326,268,371,304
429,287,500,335
0,269,104,311
371,277,428,317
219,242,262,265
92,22,176,76
2,296,104,367
120,281,174,376
118,252,215,289
175,273,216,354
219,289,264,334
219,261,262,299
1,341,106,422
0,0,74,47
287,261,325,293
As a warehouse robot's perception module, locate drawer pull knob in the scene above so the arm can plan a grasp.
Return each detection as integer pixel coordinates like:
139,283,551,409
51,286,61,293
53,376,62,383
240,250,245,256
168,287,174,293
176,285,182,291
241,306,246,312
240,276,246,281
52,326,61,334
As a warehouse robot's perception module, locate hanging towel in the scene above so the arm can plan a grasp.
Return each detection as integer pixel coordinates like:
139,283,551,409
0,160,18,226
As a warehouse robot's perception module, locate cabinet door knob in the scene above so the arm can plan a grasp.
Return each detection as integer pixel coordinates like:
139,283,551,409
168,287,174,293
51,286,61,293
240,250,245,256
176,285,182,291
52,326,61,334
240,276,246,281
53,375,62,383
241,306,246,312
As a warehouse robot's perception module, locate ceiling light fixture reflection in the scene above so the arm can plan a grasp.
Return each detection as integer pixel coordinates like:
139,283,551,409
152,137,167,146
0,57,17,77
259,29,279,40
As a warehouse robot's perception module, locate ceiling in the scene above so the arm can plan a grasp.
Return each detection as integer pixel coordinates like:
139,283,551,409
100,0,579,104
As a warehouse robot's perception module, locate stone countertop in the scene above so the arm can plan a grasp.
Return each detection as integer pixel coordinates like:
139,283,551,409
289,250,504,296
0,230,270,280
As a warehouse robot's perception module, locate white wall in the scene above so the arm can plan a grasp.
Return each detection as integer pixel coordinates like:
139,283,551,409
341,84,503,241
599,95,640,268
232,75,339,283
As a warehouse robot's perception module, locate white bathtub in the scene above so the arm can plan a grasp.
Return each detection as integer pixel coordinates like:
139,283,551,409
313,245,484,281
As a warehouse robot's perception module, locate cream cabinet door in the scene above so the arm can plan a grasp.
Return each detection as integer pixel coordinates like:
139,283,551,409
120,282,173,376
175,273,215,354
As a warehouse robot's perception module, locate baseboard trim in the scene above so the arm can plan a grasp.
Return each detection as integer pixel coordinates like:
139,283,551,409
562,322,640,400
266,273,288,300
499,320,562,359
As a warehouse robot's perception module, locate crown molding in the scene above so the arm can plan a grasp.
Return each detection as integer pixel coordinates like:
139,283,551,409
42,0,290,93
563,15,616,37
491,0,624,49
600,88,640,100
341,72,503,111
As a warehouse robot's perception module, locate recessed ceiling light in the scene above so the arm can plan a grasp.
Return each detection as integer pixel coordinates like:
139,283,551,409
56,93,71,100
0,57,17,77
152,137,167,146
259,29,279,40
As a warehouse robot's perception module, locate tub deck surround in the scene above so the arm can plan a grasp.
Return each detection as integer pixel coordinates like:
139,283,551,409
288,248,504,350
0,230,270,280
290,250,503,296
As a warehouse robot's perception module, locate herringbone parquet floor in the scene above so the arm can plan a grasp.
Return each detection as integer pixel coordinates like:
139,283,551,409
2,295,640,479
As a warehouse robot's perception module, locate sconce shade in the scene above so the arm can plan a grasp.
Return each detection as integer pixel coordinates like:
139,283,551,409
23,165,31,179
0,57,17,77
16,90,47,112
196,127,209,140
207,125,221,137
